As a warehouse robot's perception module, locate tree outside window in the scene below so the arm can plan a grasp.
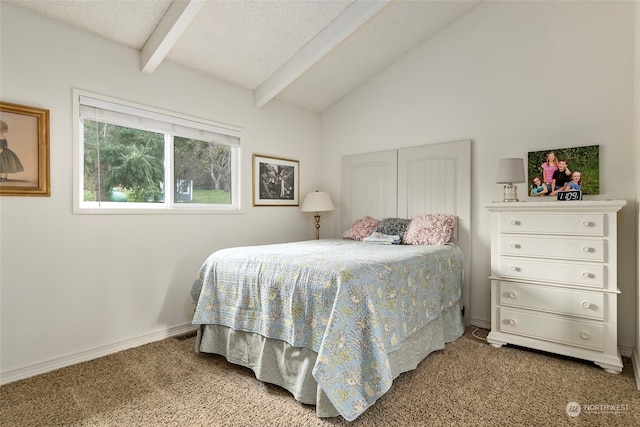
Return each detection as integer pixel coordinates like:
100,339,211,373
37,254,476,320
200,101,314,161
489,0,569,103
76,90,241,212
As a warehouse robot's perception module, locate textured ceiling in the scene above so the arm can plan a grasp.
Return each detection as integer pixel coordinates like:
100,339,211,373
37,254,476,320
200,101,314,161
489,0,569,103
3,0,480,113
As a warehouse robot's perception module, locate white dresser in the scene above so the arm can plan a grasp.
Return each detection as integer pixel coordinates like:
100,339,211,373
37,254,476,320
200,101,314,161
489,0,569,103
485,200,626,373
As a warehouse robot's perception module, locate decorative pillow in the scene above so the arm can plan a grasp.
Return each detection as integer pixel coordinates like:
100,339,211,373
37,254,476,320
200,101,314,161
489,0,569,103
341,216,380,241
375,218,411,241
403,214,457,245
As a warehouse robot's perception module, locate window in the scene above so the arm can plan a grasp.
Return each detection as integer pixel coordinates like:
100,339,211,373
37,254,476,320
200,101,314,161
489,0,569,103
73,90,241,213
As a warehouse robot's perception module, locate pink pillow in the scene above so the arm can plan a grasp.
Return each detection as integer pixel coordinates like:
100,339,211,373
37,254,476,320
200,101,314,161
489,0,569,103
403,214,457,245
341,216,380,241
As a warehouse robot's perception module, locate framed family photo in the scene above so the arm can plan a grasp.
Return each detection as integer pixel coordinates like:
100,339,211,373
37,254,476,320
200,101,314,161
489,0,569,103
252,154,299,206
527,145,599,198
0,101,50,196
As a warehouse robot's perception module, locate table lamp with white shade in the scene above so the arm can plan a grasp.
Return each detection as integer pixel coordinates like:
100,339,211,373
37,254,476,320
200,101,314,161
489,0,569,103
300,191,334,239
496,158,525,202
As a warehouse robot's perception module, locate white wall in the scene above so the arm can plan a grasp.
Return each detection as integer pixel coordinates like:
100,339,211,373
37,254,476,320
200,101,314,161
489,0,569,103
321,1,637,349
0,4,322,379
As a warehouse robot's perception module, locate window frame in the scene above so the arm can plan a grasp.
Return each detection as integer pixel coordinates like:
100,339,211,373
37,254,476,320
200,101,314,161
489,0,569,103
73,89,243,214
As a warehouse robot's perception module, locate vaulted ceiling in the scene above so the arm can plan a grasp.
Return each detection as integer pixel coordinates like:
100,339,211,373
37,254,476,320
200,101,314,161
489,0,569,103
3,0,481,113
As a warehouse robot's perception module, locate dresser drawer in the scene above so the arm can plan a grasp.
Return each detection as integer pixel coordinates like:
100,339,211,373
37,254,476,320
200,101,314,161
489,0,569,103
500,235,605,262
501,213,604,236
498,282,604,320
498,257,605,288
498,308,604,350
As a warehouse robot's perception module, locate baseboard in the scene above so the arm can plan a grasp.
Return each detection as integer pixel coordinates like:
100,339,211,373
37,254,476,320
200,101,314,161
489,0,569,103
0,323,197,386
633,348,640,391
469,317,490,330
619,345,633,358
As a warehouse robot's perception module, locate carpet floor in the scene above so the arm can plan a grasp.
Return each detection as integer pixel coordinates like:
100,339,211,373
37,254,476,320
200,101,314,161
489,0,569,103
1,327,638,426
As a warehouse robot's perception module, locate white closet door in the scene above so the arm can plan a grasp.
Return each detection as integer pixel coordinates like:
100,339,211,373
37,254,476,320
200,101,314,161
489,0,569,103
341,150,397,232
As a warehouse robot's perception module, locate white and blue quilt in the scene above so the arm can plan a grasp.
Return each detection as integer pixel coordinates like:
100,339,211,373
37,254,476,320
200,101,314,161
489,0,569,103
191,239,463,421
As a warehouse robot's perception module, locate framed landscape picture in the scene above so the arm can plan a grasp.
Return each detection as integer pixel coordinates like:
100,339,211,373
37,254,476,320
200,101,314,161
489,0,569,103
527,145,599,197
252,154,299,206
0,101,50,196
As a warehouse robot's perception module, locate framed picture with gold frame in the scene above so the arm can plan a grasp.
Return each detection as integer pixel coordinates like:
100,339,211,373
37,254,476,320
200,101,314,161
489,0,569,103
0,101,50,196
252,154,299,206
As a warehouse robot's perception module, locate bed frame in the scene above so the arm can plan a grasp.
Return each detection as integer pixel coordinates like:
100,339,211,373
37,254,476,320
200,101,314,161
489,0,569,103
341,139,472,324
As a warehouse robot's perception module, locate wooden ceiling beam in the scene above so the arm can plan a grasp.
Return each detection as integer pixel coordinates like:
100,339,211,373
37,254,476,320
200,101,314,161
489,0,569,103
141,0,206,73
253,0,391,109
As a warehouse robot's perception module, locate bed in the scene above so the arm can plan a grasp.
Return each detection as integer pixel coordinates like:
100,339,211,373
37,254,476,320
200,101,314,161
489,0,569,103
191,140,471,421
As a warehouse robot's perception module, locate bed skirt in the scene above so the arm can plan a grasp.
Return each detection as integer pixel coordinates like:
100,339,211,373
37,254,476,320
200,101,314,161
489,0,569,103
195,301,464,418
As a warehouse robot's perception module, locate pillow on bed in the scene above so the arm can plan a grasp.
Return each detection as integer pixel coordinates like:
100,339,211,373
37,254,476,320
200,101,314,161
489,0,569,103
403,214,457,245
375,218,411,241
341,216,380,240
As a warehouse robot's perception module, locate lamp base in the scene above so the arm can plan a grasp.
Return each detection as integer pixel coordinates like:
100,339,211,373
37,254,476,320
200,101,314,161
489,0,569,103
314,214,321,239
502,183,519,202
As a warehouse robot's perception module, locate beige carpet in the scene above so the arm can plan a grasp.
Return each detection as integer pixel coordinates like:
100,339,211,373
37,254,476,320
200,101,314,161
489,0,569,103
1,328,638,426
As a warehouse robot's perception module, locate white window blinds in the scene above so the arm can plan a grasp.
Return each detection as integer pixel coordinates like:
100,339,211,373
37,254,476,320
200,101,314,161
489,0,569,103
79,96,240,146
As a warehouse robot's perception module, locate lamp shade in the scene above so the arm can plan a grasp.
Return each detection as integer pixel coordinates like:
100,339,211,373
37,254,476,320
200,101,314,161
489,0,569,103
495,158,525,184
300,191,334,213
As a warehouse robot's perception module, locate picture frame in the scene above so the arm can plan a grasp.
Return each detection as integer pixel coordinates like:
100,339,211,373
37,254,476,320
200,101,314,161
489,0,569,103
252,154,299,206
0,101,50,196
527,145,599,198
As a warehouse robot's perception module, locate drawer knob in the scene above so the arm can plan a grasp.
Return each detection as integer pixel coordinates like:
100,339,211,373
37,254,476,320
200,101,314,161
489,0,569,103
582,272,592,278
509,291,517,299
510,266,520,272
509,319,517,326
582,247,592,253
510,220,520,226
510,243,520,249
581,301,591,309
580,331,591,340
582,221,592,227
